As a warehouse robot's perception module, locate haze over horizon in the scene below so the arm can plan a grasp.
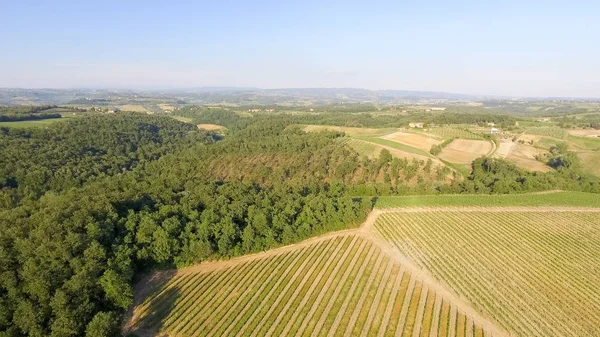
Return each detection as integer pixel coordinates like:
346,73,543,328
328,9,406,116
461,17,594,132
2,0,599,98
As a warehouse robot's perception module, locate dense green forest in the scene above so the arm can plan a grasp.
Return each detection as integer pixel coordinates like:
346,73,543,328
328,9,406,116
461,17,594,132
0,110,598,336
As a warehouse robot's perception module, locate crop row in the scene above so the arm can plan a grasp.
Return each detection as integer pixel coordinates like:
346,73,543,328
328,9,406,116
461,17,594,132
375,210,600,337
133,234,492,336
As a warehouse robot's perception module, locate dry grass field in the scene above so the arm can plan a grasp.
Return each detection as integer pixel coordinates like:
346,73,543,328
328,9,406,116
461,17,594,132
303,125,397,137
578,151,600,177
492,140,514,159
197,123,226,131
380,131,443,152
158,104,176,111
506,143,551,172
119,104,149,112
568,129,600,137
437,139,493,164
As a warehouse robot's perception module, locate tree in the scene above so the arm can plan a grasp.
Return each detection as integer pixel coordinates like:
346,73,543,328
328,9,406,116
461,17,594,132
99,270,133,309
85,312,121,337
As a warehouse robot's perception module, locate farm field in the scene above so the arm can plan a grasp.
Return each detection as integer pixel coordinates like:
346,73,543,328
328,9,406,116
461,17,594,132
380,131,442,152
197,123,226,131
0,117,68,128
119,104,150,112
425,127,483,140
523,127,568,139
303,124,397,137
375,208,600,337
171,116,193,123
578,151,600,177
356,136,434,159
374,191,600,208
343,138,383,158
126,234,499,337
491,140,514,159
505,143,551,172
437,139,493,164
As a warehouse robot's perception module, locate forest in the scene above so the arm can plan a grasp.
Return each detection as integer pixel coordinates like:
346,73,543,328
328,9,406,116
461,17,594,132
0,110,598,336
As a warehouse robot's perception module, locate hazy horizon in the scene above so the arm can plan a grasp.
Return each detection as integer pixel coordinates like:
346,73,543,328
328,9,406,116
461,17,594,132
2,1,599,98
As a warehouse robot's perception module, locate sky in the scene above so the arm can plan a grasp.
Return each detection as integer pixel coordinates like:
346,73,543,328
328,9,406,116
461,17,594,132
1,0,599,97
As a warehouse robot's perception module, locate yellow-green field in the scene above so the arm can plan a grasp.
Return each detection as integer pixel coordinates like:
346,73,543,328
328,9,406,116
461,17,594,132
0,118,67,128
375,208,600,337
127,234,495,337
303,125,397,137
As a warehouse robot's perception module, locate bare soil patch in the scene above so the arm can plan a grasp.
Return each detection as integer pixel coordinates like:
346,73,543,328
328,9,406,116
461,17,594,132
437,139,493,164
517,134,541,143
506,143,551,172
380,131,442,152
493,140,514,159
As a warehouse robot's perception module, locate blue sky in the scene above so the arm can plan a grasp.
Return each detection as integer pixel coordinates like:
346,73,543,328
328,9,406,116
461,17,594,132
1,0,599,97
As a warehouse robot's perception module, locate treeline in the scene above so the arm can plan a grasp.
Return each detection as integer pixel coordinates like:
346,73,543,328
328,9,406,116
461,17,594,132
175,105,516,130
430,138,454,155
445,157,600,194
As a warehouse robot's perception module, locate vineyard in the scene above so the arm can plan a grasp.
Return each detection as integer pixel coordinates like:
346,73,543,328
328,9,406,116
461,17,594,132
128,234,496,337
375,209,600,337
522,127,569,139
426,127,484,140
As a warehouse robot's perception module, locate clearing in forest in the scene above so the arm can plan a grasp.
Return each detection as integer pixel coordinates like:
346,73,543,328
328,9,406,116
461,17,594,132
119,104,149,112
197,123,226,131
437,139,493,164
380,131,443,152
303,125,397,137
375,207,600,337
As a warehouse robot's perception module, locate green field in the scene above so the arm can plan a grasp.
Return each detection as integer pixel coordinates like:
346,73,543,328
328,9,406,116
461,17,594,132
523,127,569,139
0,118,67,128
375,209,600,337
128,235,493,337
356,136,433,157
427,127,484,140
375,191,600,208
